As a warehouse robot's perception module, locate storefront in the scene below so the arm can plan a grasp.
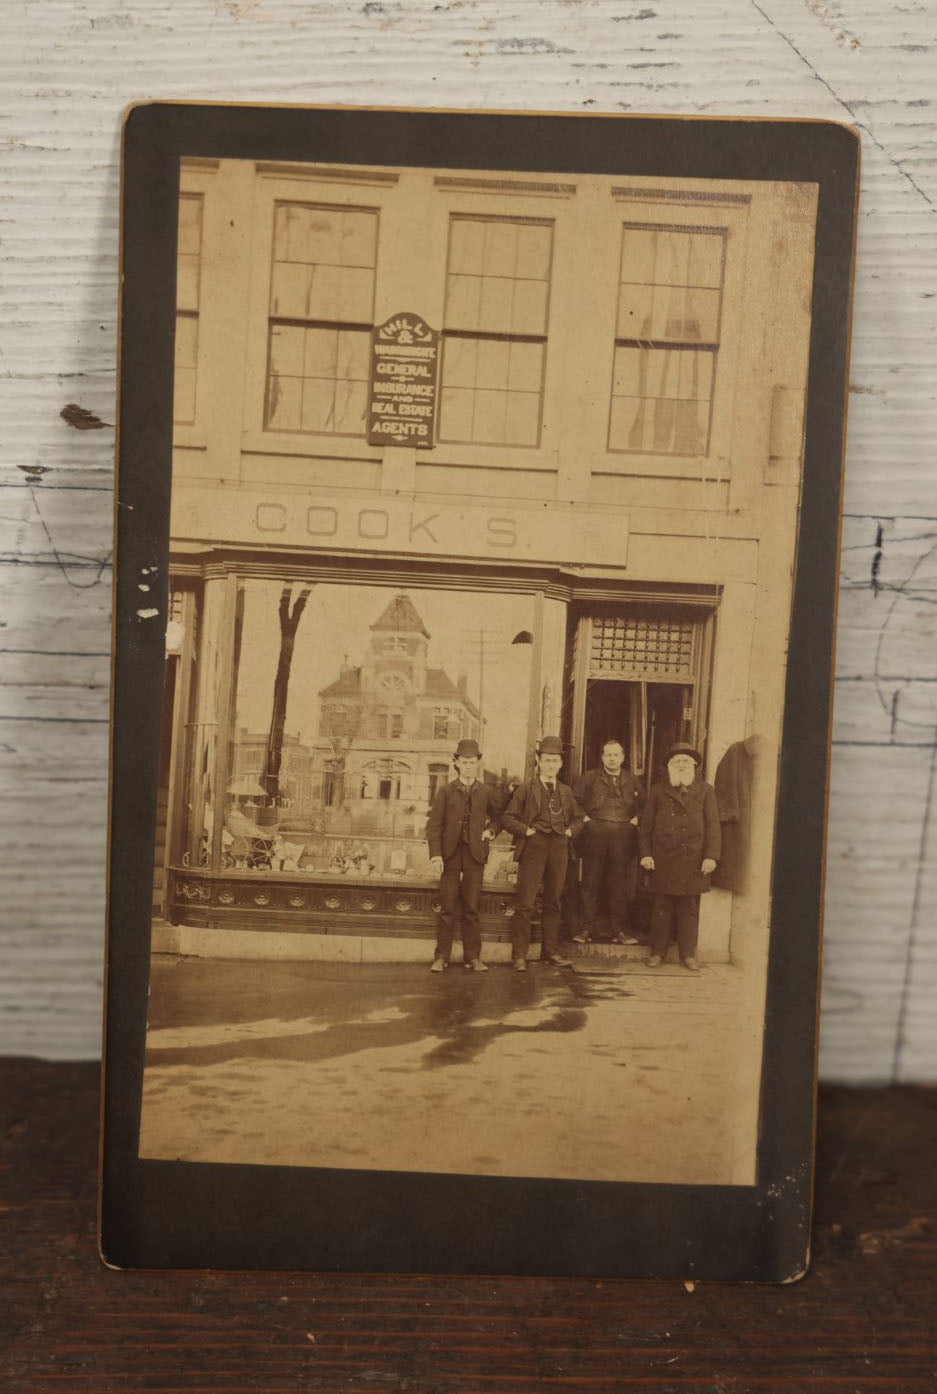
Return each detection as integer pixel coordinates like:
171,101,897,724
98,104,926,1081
154,156,818,963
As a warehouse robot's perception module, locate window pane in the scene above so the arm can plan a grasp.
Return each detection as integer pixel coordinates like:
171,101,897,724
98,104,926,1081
289,206,341,265
507,340,543,393
339,209,378,268
516,222,552,281
302,327,338,380
304,262,341,321
483,220,519,278
445,273,482,331
300,378,336,433
612,345,643,398
688,231,724,288
478,276,514,334
439,385,475,441
474,388,509,443
475,338,510,390
332,378,367,434
504,391,541,446
337,329,370,382
441,336,478,390
684,287,721,343
617,283,654,339
509,278,548,335
266,375,302,431
269,324,305,377
653,230,691,286
673,399,709,455
449,218,485,276
337,265,374,323
620,226,657,286
270,262,310,318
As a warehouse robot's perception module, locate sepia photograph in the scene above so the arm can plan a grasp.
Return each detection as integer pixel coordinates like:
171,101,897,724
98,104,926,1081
134,142,821,1194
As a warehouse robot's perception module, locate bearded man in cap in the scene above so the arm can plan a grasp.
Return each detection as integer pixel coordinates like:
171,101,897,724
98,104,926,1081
427,739,503,972
501,735,583,971
638,743,721,971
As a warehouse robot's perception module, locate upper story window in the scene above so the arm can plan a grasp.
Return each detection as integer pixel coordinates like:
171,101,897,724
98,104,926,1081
608,224,726,457
174,194,204,425
439,215,553,447
264,202,378,436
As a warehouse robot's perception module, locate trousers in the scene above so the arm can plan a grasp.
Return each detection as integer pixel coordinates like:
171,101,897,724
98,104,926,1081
434,842,485,962
578,821,636,936
649,892,701,960
512,831,569,962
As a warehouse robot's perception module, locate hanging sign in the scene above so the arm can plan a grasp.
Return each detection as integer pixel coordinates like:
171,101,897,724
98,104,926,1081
367,312,439,448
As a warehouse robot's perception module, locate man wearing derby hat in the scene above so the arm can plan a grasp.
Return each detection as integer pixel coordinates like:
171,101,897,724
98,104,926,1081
501,735,583,971
638,742,721,970
427,739,503,972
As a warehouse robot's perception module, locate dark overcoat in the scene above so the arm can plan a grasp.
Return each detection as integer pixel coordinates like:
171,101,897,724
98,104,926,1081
711,740,754,893
427,780,503,864
638,778,722,895
502,779,583,860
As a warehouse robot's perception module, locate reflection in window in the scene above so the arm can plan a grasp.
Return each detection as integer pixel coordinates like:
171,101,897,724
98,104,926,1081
174,194,203,425
264,202,378,437
608,224,726,457
226,582,538,883
440,215,552,447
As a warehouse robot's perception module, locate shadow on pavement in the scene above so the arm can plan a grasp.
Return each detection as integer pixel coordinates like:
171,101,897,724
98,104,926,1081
145,957,633,1071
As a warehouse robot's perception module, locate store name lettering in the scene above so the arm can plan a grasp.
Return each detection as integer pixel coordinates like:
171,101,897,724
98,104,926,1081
254,502,519,549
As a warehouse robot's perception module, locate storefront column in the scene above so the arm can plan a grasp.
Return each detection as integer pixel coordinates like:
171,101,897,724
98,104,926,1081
185,572,239,869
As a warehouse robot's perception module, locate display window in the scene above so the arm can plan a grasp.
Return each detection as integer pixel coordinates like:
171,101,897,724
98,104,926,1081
170,573,569,899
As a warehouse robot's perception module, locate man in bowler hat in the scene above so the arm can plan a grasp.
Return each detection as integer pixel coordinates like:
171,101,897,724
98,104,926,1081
427,739,502,972
501,735,582,971
638,742,721,971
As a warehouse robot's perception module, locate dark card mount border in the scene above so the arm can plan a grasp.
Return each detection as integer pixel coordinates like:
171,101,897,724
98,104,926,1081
102,103,859,1281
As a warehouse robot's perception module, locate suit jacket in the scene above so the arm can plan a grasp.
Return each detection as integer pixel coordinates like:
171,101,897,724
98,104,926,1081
638,778,721,895
573,767,645,823
427,779,503,864
502,778,583,859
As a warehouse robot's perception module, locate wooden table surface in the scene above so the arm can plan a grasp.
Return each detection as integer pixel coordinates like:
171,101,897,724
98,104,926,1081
2,1060,935,1393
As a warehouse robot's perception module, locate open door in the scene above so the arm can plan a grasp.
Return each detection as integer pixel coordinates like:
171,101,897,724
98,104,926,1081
564,602,716,784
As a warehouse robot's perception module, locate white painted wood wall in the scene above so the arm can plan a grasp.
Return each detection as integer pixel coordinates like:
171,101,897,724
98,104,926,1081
1,0,935,1079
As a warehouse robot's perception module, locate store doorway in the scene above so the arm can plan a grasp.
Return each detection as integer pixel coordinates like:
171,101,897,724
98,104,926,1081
561,599,717,940
583,679,690,787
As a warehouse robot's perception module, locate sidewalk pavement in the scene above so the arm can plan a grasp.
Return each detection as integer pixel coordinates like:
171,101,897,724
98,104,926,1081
139,954,759,1187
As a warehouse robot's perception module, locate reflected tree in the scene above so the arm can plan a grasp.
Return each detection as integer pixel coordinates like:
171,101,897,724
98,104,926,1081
260,583,313,806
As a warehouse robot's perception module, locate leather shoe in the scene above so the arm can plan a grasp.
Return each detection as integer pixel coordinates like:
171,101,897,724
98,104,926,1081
513,958,527,972
571,932,591,944
682,956,700,972
612,934,640,945
544,954,572,967
645,953,662,967
430,957,448,972
464,959,488,972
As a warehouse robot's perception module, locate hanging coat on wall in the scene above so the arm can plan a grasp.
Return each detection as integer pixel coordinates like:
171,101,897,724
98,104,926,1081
711,738,756,894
